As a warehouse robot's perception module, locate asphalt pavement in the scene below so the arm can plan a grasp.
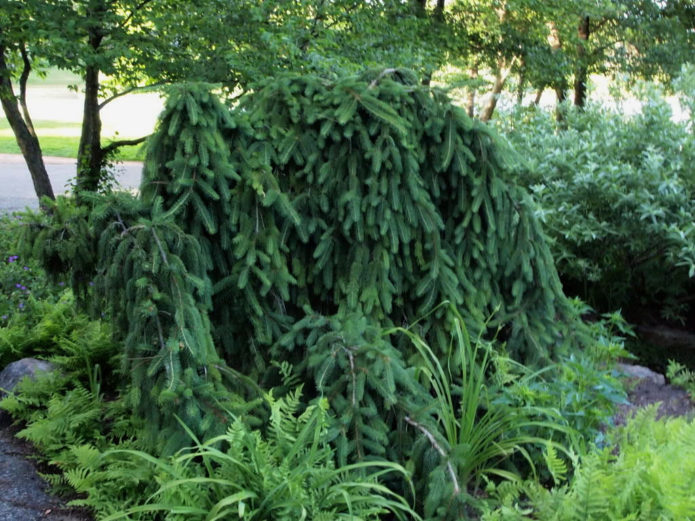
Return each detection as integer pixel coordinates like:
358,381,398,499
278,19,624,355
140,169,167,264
0,154,142,213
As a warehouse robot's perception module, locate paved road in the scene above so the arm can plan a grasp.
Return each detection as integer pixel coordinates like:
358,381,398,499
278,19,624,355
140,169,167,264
0,154,142,213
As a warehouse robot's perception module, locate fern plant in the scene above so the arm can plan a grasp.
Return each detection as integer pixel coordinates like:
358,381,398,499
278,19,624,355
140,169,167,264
101,389,420,521
666,359,695,400
482,406,695,521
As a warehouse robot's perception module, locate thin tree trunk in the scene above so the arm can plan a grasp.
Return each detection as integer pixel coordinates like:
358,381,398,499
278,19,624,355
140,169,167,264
0,45,54,202
466,65,478,117
434,0,445,19
76,63,104,193
516,69,525,106
75,0,109,194
547,21,567,123
534,87,544,106
18,45,37,137
555,87,567,124
412,0,427,15
480,59,510,122
573,16,590,108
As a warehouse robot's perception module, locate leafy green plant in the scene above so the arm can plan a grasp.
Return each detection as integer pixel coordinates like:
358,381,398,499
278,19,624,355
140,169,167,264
390,306,573,519
101,389,420,521
498,83,695,324
497,305,630,445
666,359,695,400
0,292,118,389
482,407,695,520
0,214,66,325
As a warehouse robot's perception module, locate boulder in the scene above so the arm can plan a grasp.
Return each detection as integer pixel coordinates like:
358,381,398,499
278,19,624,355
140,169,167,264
617,363,666,387
0,358,55,397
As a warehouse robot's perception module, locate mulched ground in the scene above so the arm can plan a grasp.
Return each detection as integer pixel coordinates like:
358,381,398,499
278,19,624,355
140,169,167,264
0,420,92,521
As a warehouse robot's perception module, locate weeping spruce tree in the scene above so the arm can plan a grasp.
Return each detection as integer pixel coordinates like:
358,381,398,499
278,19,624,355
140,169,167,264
23,70,580,459
128,70,581,454
142,70,574,362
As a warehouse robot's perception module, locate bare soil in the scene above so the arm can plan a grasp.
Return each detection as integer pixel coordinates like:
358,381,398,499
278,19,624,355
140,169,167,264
614,365,695,425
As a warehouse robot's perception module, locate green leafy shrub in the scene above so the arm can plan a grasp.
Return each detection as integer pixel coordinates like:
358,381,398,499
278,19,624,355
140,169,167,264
495,302,631,451
0,292,118,386
499,85,695,325
483,407,695,520
0,214,66,325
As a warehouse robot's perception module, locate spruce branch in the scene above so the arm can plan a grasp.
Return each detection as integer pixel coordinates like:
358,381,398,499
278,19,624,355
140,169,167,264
343,343,358,408
150,228,170,267
369,68,398,89
405,415,461,495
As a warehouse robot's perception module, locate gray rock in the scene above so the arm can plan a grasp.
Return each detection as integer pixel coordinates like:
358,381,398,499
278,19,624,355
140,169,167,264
0,358,56,396
617,363,666,387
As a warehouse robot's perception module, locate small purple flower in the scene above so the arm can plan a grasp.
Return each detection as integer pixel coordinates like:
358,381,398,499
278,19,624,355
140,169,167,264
18,302,24,309
89,281,95,286
58,282,65,287
1,315,7,320
7,255,18,263
15,283,22,289
23,266,29,271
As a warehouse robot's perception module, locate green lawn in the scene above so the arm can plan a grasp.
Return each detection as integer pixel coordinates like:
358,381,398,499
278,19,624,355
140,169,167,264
0,136,145,161
26,68,81,87
0,118,146,161
0,68,153,161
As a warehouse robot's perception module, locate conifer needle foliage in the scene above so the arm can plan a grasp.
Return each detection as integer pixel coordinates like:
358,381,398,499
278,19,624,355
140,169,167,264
20,70,580,455
142,72,576,369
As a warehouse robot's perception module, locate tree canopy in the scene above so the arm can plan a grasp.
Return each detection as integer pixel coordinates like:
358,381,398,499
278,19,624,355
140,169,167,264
1,0,443,198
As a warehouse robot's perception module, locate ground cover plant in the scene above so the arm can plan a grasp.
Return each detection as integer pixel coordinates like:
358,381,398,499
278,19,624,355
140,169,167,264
482,407,695,520
0,294,628,520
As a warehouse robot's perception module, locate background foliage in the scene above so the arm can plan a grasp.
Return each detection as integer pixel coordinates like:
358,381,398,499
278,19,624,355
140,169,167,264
499,80,695,328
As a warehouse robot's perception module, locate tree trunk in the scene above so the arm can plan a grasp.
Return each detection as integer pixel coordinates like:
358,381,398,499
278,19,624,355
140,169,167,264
516,69,525,106
546,21,567,123
434,0,445,19
412,0,427,16
465,65,478,117
555,87,567,124
573,16,591,108
0,45,54,202
75,0,107,194
480,59,510,122
76,63,104,193
533,87,544,106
